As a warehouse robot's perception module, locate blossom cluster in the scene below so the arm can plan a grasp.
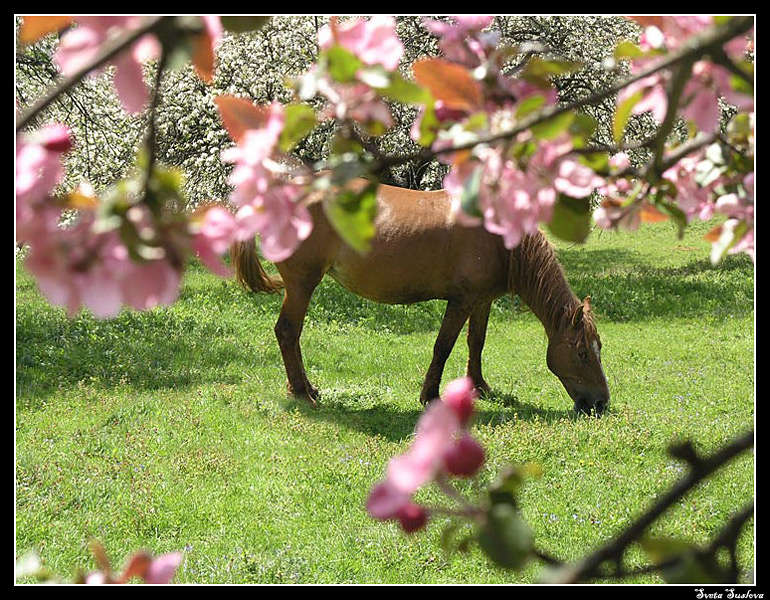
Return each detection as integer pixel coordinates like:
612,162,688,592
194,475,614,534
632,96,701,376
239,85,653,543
310,16,403,131
83,549,183,585
215,102,313,263
596,16,754,262
617,16,753,133
366,378,485,533
415,16,602,249
15,122,239,317
16,545,183,584
51,16,223,114
15,16,240,316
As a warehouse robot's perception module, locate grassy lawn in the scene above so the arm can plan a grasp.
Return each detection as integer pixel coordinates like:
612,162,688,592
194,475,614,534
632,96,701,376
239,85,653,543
15,220,754,584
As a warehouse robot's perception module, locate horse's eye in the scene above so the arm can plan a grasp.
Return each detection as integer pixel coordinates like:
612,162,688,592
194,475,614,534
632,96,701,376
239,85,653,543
578,349,589,362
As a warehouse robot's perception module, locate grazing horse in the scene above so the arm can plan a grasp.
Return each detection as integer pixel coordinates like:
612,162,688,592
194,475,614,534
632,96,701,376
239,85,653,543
231,180,610,415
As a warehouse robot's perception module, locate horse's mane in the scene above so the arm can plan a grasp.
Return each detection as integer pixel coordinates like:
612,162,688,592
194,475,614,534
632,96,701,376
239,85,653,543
508,231,596,341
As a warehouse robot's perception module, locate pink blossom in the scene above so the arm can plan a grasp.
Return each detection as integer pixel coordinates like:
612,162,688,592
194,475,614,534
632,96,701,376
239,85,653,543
552,157,605,198
318,16,404,71
663,155,715,222
365,482,428,534
15,125,72,232
386,399,461,494
593,200,641,232
657,16,714,49
396,502,429,533
143,552,183,584
318,81,393,129
84,549,183,584
617,74,669,124
121,258,181,312
55,16,161,114
366,481,412,520
366,377,486,533
443,432,485,477
449,135,601,249
442,377,478,426
221,103,313,263
193,206,237,276
23,206,183,318
422,16,497,67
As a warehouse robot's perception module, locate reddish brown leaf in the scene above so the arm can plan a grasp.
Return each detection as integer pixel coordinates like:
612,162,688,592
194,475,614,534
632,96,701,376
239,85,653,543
121,551,153,582
626,15,664,28
214,95,269,143
640,203,668,223
19,16,72,44
704,224,724,242
193,30,216,84
412,58,482,112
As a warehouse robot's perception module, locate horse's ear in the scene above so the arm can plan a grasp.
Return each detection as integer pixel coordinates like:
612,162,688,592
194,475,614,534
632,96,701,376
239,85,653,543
572,296,592,327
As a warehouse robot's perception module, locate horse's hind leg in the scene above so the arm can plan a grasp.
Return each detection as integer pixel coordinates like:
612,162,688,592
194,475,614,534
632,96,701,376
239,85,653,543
467,300,492,396
274,272,322,406
420,299,472,405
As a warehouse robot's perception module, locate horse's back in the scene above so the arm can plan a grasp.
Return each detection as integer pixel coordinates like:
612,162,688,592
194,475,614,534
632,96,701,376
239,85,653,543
281,182,508,305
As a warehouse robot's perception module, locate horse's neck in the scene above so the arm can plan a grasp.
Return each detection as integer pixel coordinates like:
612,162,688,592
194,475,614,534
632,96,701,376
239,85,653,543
508,232,578,340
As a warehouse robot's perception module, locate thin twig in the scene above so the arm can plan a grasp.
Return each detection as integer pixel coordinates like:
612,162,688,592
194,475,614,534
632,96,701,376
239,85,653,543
16,15,167,132
548,430,754,583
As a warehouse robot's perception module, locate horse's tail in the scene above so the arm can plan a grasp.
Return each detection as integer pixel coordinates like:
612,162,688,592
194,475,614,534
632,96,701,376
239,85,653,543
230,238,284,294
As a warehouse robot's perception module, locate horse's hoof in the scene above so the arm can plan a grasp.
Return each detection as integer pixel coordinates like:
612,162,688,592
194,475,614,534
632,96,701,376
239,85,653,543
295,392,318,408
287,384,319,407
419,389,439,406
473,380,491,397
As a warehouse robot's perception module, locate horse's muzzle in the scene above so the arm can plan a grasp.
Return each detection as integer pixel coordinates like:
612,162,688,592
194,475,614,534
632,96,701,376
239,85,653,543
573,394,609,417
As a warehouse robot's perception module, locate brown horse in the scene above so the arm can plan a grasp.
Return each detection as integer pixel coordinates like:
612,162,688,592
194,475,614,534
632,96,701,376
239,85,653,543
231,180,610,415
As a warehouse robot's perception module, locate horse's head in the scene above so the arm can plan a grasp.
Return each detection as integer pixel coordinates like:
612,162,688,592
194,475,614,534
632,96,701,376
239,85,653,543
546,296,610,416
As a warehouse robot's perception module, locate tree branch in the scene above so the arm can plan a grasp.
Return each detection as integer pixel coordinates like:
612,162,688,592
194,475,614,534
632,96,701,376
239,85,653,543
546,429,754,583
371,16,754,176
15,15,167,133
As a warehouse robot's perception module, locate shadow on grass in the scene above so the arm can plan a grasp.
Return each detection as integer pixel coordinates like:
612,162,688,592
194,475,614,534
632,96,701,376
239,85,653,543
556,249,753,323
293,389,579,443
15,304,276,407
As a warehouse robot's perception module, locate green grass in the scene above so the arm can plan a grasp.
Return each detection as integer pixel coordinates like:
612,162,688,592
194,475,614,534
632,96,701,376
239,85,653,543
15,220,754,584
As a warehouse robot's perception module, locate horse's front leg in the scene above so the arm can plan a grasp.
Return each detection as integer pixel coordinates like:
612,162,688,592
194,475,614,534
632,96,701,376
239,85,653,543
421,299,471,405
466,300,492,396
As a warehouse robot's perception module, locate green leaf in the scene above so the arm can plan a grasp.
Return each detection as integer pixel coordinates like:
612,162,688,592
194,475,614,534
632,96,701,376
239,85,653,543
279,103,316,152
220,16,271,33
578,152,609,172
569,113,598,149
361,67,431,105
520,56,583,87
323,181,378,253
514,94,545,119
614,89,643,144
546,194,592,244
414,102,439,147
459,166,483,219
322,46,364,83
614,40,646,60
488,463,542,507
729,61,754,96
477,504,533,570
640,538,722,584
531,109,575,141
